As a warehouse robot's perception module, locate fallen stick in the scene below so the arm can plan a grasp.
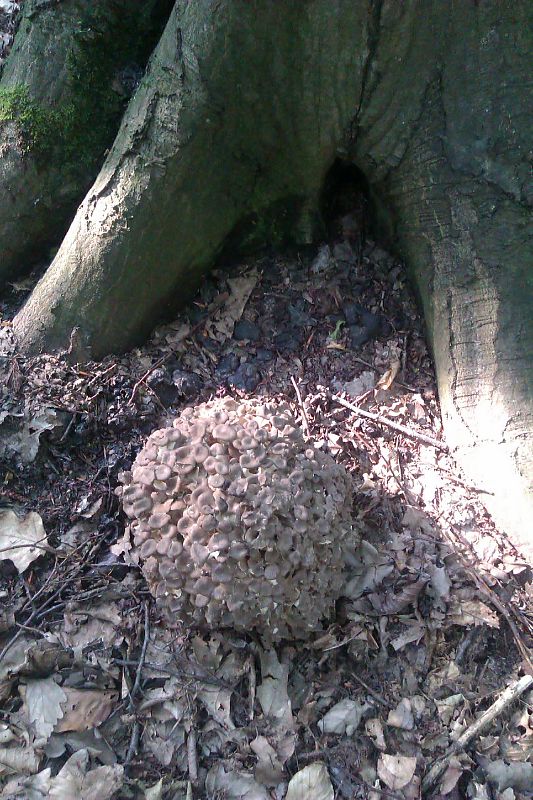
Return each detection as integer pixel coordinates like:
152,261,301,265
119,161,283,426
290,375,310,439
332,394,448,451
422,674,533,792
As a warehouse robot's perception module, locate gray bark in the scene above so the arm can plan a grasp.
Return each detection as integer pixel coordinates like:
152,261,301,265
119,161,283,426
0,0,172,288
9,0,533,555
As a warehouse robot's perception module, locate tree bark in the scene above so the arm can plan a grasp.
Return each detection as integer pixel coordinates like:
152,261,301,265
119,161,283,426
13,0,368,356
350,1,533,554
9,0,533,554
0,0,173,288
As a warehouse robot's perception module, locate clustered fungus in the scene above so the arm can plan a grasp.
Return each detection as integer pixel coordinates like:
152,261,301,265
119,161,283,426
116,397,355,641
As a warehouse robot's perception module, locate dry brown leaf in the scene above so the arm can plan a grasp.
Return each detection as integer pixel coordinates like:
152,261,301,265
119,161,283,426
205,764,270,800
20,677,66,740
257,649,294,732
375,358,400,391
48,749,123,800
390,622,425,651
197,684,235,731
59,601,123,652
365,718,386,751
439,757,464,795
447,599,499,628
0,509,48,573
318,698,370,735
0,636,38,702
250,735,285,787
387,698,414,730
484,759,533,792
204,272,258,342
377,753,417,790
285,763,334,800
55,689,117,733
0,767,51,798
0,745,40,778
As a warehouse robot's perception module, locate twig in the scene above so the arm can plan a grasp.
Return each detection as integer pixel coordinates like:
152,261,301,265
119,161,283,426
290,376,310,438
0,533,109,666
127,307,218,405
128,602,150,709
123,603,150,767
350,671,391,709
422,674,533,792
86,362,116,388
113,659,234,690
128,353,173,405
446,525,533,674
59,412,78,442
187,729,198,784
247,655,256,722
124,721,140,767
332,394,448,451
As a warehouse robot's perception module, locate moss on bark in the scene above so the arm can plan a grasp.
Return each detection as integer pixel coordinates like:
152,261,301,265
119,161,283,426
0,0,174,286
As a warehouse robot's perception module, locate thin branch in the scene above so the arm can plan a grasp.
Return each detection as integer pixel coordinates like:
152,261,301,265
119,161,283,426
332,394,448,451
422,674,533,792
290,375,310,438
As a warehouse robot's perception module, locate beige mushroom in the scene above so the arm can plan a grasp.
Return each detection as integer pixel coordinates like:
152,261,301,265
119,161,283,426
117,396,356,642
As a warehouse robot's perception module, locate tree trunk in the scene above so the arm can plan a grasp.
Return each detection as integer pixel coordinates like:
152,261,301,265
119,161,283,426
0,0,173,288
13,0,368,356
350,2,533,555
9,0,533,554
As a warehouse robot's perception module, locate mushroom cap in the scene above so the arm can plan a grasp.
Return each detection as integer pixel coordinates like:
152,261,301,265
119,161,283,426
117,396,356,641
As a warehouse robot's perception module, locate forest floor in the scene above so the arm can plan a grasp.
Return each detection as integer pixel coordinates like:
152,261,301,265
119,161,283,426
0,212,532,800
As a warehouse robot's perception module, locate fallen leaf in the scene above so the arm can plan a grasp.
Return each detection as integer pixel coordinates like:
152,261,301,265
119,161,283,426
0,509,48,573
390,622,425,651
257,649,293,732
0,636,37,701
0,408,58,464
377,753,417,790
20,677,66,740
340,371,375,397
484,759,533,792
429,564,452,603
436,694,464,725
310,244,333,274
250,735,285,786
256,648,296,768
0,746,40,779
375,358,400,391
48,749,124,800
55,689,117,732
205,271,258,342
387,698,414,730
318,698,370,735
343,540,394,599
447,600,499,628
440,757,464,795
0,767,50,798
205,764,270,800
59,601,123,652
285,763,334,800
365,718,386,750
197,684,235,731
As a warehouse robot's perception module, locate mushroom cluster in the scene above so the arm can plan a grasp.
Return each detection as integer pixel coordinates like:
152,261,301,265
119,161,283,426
116,397,355,641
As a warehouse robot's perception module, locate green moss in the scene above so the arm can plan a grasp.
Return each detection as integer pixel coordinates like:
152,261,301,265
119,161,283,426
59,0,174,171
0,85,72,155
0,1,174,170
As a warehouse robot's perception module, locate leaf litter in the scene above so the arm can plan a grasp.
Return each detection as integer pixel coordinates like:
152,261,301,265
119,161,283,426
0,204,532,798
